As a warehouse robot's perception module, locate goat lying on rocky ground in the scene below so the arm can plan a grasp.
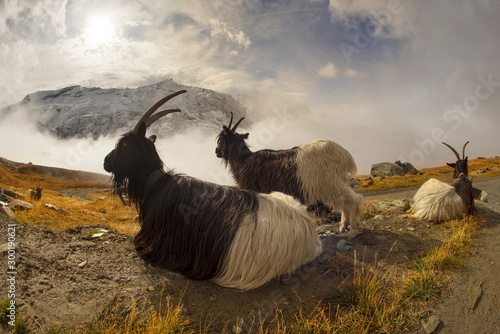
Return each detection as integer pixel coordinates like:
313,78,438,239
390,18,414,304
215,113,362,237
409,141,487,221
104,91,322,290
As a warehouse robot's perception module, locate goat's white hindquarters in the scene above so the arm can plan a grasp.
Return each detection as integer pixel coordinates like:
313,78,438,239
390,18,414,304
214,192,322,290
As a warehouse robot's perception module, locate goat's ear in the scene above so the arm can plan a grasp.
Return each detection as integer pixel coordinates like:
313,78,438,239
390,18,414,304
137,122,147,138
241,133,249,139
148,135,157,143
447,162,456,169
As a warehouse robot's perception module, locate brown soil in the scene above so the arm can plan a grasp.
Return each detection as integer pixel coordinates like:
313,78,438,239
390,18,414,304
0,176,499,333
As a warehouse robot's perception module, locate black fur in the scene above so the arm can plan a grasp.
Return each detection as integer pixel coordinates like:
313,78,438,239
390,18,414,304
104,126,259,281
216,128,305,203
442,141,478,216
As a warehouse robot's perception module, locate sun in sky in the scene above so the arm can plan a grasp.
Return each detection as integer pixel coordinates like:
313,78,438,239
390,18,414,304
84,16,115,47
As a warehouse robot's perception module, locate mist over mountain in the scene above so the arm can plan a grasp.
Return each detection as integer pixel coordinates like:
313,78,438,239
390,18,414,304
1,80,304,139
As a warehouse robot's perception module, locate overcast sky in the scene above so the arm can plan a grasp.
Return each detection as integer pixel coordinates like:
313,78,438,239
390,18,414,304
1,0,499,176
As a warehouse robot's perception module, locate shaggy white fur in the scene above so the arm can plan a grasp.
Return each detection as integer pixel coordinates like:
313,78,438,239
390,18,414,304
409,178,464,221
213,192,322,290
295,139,362,236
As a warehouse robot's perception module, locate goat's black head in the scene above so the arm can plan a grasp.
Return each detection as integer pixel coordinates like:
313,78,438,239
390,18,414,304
442,141,469,178
216,112,249,161
104,90,186,203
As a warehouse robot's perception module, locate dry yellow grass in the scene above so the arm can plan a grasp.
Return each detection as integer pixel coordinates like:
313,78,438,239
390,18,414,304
1,161,140,236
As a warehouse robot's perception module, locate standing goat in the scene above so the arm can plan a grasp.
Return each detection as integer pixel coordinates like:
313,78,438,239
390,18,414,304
409,141,485,221
103,90,321,290
27,187,42,201
215,114,363,236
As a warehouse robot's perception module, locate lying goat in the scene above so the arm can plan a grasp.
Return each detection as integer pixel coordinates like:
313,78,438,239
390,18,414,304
215,113,362,236
409,141,485,221
104,91,321,290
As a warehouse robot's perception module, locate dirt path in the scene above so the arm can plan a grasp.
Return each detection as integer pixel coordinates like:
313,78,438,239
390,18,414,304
432,178,500,334
361,176,500,333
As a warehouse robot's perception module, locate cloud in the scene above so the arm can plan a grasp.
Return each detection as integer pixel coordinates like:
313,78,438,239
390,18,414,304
317,62,338,78
344,69,367,78
328,0,414,39
209,18,251,49
1,0,499,175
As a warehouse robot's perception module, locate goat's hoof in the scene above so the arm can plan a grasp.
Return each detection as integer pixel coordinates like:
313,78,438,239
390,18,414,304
348,229,359,239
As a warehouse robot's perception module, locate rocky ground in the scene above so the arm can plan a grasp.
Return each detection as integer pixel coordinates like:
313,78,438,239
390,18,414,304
0,177,499,333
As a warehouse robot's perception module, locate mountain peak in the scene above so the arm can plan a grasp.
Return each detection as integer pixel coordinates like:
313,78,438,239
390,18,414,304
1,80,248,139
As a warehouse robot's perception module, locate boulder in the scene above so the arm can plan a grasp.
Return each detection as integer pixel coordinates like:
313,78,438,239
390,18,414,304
370,162,406,177
395,160,418,175
2,188,25,200
350,178,362,188
9,199,34,211
0,205,16,218
362,177,374,186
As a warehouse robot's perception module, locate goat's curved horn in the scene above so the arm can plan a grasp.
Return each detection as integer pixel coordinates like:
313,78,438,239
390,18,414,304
442,142,460,161
145,109,181,128
232,117,245,132
133,90,186,133
227,112,234,129
462,141,469,159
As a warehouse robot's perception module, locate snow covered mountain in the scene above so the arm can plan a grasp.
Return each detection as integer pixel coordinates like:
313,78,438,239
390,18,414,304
0,80,254,139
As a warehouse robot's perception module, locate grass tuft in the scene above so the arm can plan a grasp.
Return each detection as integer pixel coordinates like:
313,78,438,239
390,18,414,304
83,292,194,334
319,253,355,281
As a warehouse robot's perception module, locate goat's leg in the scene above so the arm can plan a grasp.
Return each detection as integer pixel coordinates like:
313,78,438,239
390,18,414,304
336,187,362,238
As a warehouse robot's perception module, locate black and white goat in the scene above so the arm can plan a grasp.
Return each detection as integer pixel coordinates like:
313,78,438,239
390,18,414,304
215,114,363,236
103,90,322,290
409,141,486,221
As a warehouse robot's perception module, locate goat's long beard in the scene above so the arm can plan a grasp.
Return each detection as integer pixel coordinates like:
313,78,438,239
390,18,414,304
112,175,131,206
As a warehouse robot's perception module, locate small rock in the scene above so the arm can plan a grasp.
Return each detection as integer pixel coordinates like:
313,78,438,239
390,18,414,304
97,228,109,233
115,276,132,282
350,178,362,188
209,296,216,302
9,199,34,211
407,227,415,231
374,215,384,220
232,325,243,334
0,205,16,219
97,196,107,201
91,233,104,238
336,239,353,252
1,242,19,255
78,260,87,268
423,315,440,334
147,286,155,292
44,203,67,215
362,177,374,186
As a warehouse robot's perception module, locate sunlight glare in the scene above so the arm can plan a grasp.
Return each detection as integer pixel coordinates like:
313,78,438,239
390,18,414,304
85,16,115,47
